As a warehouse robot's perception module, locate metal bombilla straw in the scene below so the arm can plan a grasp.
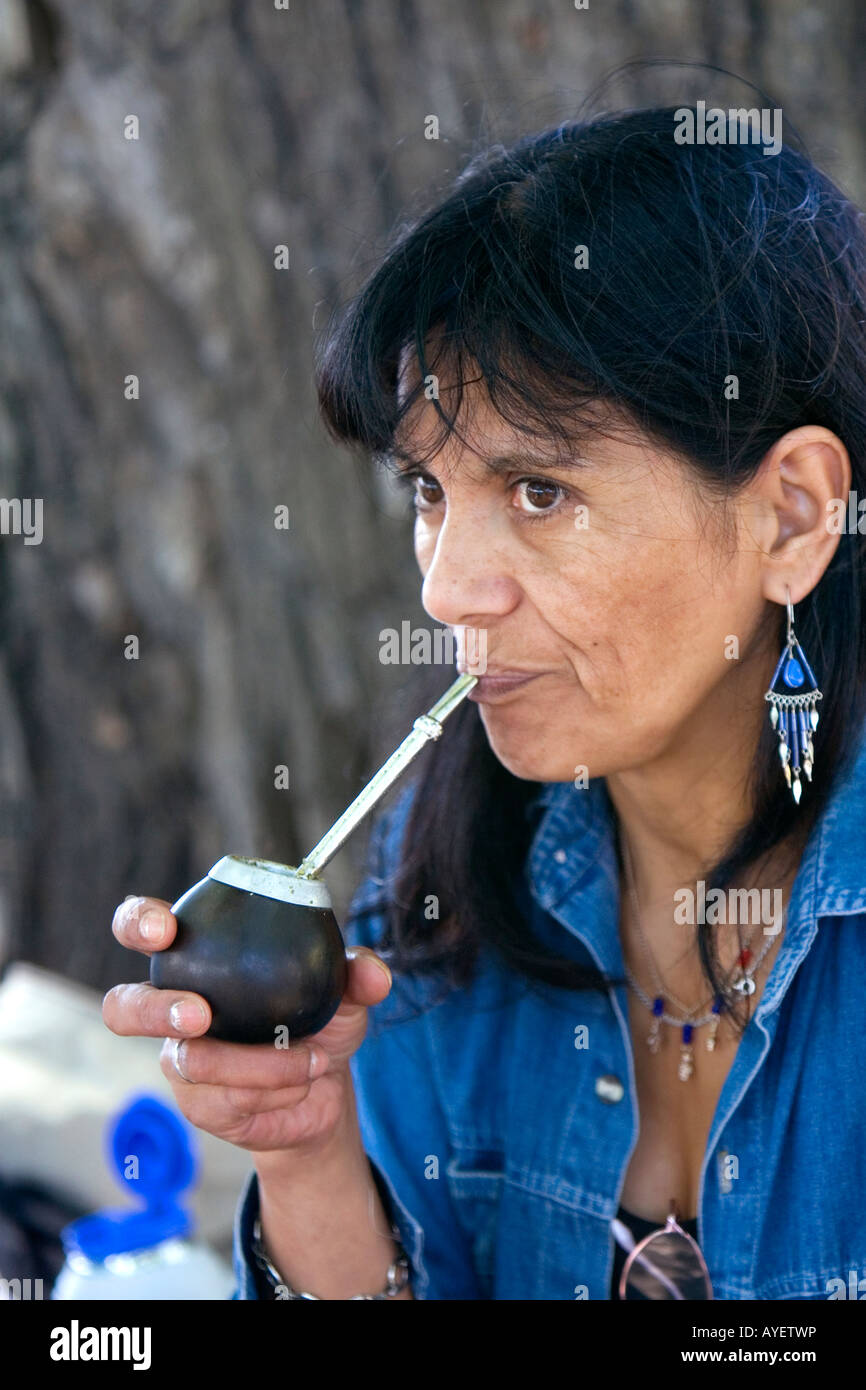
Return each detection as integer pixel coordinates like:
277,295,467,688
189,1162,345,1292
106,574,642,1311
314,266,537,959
295,670,478,879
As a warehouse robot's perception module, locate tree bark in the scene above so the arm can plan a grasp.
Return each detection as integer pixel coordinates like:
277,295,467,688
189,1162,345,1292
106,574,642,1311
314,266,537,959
0,0,862,990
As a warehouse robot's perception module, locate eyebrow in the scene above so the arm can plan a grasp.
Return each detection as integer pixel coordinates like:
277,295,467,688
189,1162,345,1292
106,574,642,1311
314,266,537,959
388,445,590,476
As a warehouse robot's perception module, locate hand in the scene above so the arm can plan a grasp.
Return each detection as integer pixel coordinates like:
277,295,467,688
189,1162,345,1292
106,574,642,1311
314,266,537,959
103,895,393,1155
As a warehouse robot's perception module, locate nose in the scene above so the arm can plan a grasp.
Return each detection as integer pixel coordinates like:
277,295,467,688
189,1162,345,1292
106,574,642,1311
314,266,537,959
419,506,522,633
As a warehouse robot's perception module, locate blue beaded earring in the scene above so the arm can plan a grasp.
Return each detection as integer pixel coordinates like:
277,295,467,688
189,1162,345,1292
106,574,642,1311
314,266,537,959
764,585,822,804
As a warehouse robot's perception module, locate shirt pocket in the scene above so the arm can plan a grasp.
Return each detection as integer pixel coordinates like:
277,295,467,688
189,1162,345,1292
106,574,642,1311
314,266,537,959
445,1148,506,1299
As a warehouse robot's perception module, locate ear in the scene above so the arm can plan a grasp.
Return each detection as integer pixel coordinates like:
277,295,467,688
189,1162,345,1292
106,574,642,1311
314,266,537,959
747,425,852,606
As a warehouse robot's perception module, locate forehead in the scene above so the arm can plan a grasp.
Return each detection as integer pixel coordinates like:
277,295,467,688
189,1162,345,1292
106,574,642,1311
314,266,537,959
395,358,502,462
393,339,632,476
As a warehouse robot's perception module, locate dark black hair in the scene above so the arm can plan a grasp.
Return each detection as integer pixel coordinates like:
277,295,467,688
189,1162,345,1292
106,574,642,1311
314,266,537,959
315,95,866,1037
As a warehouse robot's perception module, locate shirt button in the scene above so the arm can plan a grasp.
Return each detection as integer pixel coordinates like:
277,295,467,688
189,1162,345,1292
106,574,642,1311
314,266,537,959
553,848,567,863
595,1074,625,1104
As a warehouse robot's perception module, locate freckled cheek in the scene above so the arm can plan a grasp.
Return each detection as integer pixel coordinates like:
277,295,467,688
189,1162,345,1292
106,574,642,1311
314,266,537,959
536,579,649,693
527,571,629,653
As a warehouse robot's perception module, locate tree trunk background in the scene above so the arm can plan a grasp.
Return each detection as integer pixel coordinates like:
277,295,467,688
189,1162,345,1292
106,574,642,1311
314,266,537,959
1,0,864,993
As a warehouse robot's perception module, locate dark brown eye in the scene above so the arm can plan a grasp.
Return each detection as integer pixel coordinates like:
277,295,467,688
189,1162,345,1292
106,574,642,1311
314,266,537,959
516,477,563,512
414,474,443,507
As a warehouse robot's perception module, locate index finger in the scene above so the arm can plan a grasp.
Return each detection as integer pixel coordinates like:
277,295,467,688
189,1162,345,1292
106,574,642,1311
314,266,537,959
112,896,177,954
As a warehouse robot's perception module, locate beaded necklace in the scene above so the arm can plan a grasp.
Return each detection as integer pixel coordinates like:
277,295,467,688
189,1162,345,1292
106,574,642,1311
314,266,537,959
619,833,781,1080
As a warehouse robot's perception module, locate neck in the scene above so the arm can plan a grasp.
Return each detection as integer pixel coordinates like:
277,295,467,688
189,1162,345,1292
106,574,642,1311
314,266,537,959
604,643,805,988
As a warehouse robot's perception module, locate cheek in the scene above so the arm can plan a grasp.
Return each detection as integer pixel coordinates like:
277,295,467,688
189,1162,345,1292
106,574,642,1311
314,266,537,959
527,562,640,689
537,554,705,706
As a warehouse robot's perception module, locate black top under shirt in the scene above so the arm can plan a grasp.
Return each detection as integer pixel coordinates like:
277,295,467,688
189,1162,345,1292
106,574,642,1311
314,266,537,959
610,1204,700,1300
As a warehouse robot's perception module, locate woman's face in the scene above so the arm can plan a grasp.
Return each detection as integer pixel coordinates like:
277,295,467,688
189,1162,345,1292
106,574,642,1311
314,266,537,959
399,372,776,786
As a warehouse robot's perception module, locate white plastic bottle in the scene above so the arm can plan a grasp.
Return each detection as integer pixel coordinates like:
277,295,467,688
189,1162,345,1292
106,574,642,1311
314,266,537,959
52,1092,235,1300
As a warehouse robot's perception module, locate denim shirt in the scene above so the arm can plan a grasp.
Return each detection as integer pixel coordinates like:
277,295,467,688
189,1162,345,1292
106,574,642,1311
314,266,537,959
231,718,866,1300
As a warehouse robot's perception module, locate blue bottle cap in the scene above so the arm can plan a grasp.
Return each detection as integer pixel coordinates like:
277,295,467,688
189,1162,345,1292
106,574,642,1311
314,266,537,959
60,1093,199,1263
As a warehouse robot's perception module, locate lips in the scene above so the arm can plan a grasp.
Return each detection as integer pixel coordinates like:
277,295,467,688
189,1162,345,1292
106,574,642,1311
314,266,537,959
464,670,545,701
458,665,544,679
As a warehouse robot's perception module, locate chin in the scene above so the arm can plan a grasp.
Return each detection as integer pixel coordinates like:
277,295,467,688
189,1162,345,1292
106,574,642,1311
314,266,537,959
482,728,583,784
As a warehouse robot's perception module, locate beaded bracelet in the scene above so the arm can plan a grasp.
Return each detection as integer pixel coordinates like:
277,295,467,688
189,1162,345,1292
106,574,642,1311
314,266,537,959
251,1217,411,1300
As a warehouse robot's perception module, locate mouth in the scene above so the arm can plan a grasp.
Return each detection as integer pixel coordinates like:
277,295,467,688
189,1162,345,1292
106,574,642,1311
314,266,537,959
464,670,545,702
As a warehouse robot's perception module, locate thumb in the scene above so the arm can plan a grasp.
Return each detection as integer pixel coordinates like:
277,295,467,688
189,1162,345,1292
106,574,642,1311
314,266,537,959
343,946,393,1006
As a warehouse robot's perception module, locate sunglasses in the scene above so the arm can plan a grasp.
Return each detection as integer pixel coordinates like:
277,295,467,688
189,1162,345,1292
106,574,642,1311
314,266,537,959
611,1199,714,1299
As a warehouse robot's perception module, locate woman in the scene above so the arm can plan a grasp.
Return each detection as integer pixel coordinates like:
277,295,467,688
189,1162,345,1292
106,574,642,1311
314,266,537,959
105,106,866,1300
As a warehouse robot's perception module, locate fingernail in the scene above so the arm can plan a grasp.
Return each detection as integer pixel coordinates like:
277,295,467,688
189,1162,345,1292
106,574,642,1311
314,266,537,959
347,948,392,987
169,1000,207,1033
308,1046,322,1080
140,910,165,942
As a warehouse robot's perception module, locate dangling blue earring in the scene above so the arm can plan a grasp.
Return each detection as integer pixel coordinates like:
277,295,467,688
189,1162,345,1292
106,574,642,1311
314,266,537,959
764,586,822,805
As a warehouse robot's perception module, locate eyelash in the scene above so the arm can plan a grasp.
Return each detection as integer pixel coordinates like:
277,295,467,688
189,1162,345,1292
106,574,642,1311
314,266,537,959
396,469,573,525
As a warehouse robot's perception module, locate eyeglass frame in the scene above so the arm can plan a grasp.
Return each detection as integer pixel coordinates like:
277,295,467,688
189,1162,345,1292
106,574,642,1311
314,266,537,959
613,1197,714,1300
